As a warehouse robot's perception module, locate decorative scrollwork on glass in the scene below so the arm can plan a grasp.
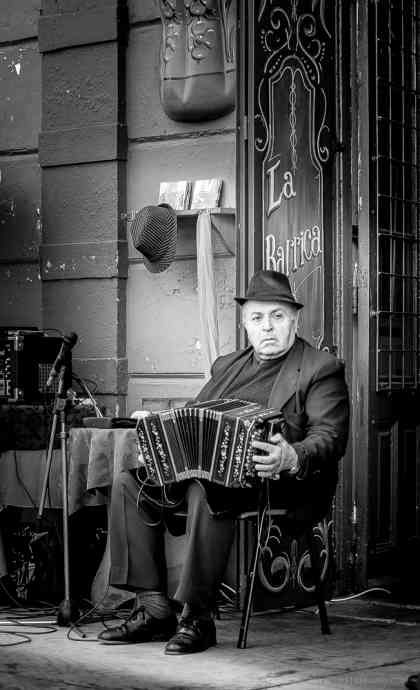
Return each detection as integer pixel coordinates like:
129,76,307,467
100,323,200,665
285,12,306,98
289,70,298,172
255,0,331,162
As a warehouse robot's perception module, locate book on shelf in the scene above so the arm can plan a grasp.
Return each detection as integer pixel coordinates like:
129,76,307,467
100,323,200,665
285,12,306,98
158,180,191,210
189,179,223,210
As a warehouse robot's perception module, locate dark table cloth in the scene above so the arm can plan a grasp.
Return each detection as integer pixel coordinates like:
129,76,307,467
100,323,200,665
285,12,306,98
0,428,140,514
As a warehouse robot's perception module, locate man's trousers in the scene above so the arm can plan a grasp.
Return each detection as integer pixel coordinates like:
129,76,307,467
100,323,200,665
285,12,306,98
108,471,236,609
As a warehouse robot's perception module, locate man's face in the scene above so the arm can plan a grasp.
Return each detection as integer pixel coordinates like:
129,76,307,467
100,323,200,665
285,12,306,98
242,300,298,360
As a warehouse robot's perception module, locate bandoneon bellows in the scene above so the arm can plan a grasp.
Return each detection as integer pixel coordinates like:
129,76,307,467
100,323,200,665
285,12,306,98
136,399,285,488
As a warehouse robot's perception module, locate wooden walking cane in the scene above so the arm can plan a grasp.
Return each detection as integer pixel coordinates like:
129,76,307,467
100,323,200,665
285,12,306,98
237,480,269,649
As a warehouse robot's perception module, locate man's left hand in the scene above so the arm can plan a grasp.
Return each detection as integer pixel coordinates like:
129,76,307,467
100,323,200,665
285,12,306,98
252,433,299,480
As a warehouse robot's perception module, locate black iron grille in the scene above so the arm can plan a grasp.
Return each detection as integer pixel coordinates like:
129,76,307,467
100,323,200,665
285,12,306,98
372,0,420,390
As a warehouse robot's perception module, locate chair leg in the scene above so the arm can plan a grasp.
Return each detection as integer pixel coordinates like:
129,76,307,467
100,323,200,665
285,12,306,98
307,528,331,635
237,524,260,649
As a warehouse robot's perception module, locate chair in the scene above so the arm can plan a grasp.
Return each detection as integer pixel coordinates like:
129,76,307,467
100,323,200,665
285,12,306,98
174,480,332,649
236,482,331,649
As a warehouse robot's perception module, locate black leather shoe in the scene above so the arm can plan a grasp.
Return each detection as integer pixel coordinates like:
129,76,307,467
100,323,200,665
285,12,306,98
164,617,216,655
406,675,420,690
98,607,177,644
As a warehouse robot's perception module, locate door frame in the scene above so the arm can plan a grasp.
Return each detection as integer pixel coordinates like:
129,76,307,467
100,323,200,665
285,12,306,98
236,0,357,592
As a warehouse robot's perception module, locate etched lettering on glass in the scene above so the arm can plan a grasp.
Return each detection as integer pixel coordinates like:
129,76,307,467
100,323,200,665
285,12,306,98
257,0,332,349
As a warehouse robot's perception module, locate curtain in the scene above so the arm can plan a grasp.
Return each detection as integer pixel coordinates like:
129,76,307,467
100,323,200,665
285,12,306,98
196,210,220,379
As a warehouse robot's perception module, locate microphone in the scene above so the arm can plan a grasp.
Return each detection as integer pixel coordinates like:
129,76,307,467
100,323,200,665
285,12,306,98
46,332,78,388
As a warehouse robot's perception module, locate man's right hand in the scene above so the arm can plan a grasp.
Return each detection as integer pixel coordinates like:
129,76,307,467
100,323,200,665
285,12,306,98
252,433,299,479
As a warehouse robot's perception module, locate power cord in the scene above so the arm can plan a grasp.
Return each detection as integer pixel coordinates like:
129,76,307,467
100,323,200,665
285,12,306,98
66,590,135,643
331,587,392,602
0,599,59,647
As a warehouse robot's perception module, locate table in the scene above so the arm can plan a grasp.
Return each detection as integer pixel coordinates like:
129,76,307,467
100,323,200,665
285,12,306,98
0,428,140,514
2,428,198,603
69,427,187,605
68,427,140,513
0,428,142,602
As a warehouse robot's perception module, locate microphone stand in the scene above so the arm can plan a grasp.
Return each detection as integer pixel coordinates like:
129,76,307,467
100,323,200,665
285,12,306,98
37,350,79,625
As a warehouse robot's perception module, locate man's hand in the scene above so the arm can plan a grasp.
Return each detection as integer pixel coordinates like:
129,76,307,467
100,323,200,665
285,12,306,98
252,433,299,480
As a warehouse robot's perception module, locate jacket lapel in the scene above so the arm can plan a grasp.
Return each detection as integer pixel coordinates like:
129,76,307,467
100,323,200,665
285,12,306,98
199,339,305,409
216,347,254,398
267,338,304,410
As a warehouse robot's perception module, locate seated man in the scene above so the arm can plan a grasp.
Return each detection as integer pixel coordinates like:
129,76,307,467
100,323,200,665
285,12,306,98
98,269,350,654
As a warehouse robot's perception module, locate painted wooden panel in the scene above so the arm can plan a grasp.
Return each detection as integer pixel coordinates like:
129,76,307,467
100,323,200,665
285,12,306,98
0,1,40,42
127,24,235,140
369,420,398,551
0,42,41,151
0,156,41,261
417,428,420,538
400,426,420,539
127,258,236,375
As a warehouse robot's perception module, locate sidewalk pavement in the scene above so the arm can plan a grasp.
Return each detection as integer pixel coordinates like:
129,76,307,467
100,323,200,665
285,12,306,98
0,599,419,690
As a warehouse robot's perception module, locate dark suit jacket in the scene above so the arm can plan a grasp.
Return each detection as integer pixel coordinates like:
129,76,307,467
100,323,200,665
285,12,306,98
194,337,350,525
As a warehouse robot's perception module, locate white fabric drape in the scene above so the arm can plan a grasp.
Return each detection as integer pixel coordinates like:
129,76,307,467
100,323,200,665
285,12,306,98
196,210,220,380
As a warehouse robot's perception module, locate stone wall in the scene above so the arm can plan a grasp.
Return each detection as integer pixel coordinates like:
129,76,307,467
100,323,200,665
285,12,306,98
0,0,42,328
38,0,128,413
0,0,237,414
125,1,237,414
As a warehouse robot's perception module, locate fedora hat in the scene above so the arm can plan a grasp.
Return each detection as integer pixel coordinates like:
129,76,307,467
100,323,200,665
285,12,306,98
235,270,303,309
130,203,177,273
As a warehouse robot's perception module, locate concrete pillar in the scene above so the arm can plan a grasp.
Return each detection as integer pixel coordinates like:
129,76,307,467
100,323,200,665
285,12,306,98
38,0,128,414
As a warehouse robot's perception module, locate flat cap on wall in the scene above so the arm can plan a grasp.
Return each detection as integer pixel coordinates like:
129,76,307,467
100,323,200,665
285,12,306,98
130,203,177,273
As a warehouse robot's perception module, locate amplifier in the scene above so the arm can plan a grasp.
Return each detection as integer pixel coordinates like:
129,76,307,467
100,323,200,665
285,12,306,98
0,330,70,403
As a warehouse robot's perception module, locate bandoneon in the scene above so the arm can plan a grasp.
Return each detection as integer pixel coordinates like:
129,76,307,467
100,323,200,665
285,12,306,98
136,399,285,488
